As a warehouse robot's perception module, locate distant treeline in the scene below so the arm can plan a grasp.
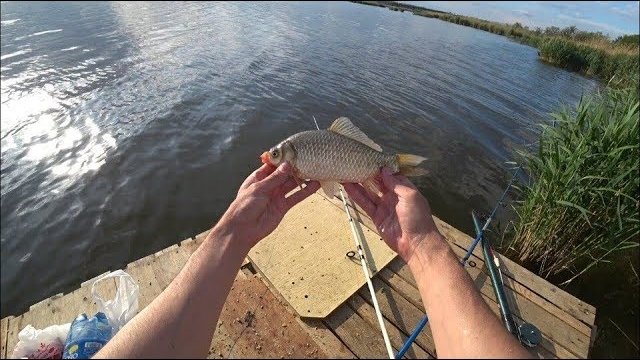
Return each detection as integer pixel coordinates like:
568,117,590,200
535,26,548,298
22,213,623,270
353,1,639,86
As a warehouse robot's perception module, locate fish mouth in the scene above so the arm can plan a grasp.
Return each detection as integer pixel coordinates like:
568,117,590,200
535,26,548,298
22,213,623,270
260,151,270,164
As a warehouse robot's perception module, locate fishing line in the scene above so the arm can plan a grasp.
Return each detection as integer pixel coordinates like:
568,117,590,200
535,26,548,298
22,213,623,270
313,115,393,358
339,188,395,359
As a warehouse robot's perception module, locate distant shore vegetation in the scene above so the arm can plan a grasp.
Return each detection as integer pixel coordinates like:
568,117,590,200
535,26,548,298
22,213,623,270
355,1,639,87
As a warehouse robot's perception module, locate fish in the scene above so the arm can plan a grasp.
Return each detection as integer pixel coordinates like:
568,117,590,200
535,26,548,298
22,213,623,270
260,117,427,197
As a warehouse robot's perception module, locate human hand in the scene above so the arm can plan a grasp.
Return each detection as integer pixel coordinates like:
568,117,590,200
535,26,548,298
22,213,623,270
342,168,442,263
216,162,320,251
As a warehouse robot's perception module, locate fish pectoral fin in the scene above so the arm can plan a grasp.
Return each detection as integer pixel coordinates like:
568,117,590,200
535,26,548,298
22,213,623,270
293,176,304,190
363,177,383,196
328,117,383,152
320,181,341,198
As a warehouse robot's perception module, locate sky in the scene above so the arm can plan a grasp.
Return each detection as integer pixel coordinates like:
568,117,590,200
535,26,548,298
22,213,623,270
403,1,640,37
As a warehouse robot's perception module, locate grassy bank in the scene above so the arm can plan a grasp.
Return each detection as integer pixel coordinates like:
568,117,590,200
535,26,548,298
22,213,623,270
353,1,639,85
507,86,639,283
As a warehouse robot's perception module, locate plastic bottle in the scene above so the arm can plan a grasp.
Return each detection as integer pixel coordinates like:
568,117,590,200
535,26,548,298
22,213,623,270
62,312,113,359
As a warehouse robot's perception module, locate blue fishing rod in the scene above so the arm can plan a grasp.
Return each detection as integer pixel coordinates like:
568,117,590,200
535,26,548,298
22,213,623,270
395,167,523,359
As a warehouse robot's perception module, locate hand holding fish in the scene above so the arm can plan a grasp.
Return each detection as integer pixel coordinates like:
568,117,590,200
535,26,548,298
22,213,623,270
343,168,443,263
260,116,433,260
216,162,320,250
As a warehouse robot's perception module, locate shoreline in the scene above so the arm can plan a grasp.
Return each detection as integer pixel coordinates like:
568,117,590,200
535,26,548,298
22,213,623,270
351,1,639,86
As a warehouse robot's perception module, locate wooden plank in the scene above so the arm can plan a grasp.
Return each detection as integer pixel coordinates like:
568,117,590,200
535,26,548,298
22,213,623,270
1,316,10,359
248,193,396,318
358,278,437,355
347,293,433,359
378,268,424,311
435,219,596,326
249,255,355,359
251,252,354,359
324,304,389,359
444,247,591,357
5,316,22,359
296,318,355,359
209,274,326,358
386,254,590,358
379,266,575,359
192,229,210,245
389,250,592,340
2,277,119,359
125,259,165,310
151,244,191,290
329,195,595,327
387,257,418,287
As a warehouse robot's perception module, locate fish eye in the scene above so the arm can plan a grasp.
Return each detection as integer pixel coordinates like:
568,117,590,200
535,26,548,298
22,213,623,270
271,149,279,158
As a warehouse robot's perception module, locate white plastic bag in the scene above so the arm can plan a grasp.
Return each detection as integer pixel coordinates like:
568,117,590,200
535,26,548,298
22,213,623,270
91,270,139,334
11,323,70,359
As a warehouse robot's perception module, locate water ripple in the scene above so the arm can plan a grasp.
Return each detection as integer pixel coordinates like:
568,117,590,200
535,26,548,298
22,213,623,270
1,1,598,316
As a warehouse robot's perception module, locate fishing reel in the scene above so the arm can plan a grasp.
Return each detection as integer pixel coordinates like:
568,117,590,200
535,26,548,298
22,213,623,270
518,322,541,348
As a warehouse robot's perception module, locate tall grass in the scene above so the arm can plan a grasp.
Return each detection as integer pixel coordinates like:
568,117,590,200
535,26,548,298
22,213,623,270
507,87,640,283
538,37,639,85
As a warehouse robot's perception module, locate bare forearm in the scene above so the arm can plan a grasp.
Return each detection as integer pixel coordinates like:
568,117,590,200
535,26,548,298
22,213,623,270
407,233,530,358
95,224,248,358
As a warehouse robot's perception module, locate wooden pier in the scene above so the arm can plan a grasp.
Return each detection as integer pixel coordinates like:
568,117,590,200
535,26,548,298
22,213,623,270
1,193,596,358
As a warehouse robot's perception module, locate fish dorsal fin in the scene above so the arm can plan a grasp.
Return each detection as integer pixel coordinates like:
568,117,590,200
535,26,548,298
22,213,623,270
328,117,382,152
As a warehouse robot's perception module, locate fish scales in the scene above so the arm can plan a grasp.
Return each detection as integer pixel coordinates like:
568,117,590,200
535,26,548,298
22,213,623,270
260,117,427,197
287,130,396,182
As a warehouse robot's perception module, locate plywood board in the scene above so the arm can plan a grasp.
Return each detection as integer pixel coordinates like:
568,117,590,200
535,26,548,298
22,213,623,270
248,193,396,318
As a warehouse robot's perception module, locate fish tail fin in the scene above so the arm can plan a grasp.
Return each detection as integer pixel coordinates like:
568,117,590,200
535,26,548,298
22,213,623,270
397,154,428,177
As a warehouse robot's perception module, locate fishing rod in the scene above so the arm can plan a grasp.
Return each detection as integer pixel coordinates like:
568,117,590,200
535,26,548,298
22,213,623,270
339,189,394,359
472,210,541,348
395,166,522,359
312,116,394,358
472,211,518,334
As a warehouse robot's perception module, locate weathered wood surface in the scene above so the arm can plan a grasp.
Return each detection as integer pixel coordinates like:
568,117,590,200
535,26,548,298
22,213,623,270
1,195,596,358
1,234,327,359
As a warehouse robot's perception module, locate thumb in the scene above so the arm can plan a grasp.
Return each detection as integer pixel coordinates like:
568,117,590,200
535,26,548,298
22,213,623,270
381,167,415,196
257,161,292,192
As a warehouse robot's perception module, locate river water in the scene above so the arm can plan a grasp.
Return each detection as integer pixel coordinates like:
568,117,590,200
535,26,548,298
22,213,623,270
1,0,599,331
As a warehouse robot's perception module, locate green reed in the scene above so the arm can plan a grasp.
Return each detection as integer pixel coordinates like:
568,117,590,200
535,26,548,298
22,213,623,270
507,86,639,283
538,37,639,86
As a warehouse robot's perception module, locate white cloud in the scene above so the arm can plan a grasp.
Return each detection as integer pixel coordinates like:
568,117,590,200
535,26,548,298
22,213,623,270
513,9,532,17
558,14,629,35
